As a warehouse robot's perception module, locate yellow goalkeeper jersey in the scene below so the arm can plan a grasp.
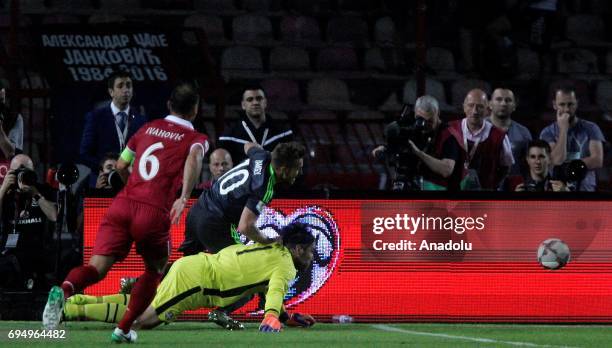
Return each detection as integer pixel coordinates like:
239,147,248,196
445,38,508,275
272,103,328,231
202,242,297,315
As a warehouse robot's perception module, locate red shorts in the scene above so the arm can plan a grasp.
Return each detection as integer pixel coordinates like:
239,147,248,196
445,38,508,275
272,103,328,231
92,197,171,261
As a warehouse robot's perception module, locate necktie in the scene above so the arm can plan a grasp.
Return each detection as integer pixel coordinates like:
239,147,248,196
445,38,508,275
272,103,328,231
117,111,127,130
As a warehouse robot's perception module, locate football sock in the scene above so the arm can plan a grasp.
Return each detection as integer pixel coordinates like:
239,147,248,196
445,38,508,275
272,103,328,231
67,294,129,305
102,294,131,305
61,265,100,299
64,303,127,323
117,268,161,333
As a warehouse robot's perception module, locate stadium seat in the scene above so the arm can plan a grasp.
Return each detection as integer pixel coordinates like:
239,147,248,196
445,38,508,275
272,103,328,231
364,48,386,72
232,14,274,44
184,15,226,45
20,70,48,90
426,47,456,77
287,0,334,15
307,78,358,110
379,92,402,111
267,110,289,120
298,109,337,121
565,14,606,45
516,48,540,80
316,47,359,71
450,79,492,108
269,46,310,71
326,17,369,47
280,16,322,46
605,51,612,74
403,78,453,112
364,47,406,73
595,80,612,113
221,46,263,71
347,110,385,121
374,16,396,47
557,48,599,74
260,79,303,111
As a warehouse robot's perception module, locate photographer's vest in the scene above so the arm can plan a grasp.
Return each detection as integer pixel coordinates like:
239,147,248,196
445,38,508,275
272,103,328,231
447,120,506,190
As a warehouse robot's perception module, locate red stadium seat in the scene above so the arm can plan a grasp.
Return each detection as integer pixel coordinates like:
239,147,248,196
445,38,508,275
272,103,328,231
184,15,227,45
316,47,359,71
280,15,322,47
232,14,274,45
269,46,310,72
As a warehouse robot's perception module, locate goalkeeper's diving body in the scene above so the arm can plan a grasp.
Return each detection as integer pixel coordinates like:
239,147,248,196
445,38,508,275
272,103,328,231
63,222,316,334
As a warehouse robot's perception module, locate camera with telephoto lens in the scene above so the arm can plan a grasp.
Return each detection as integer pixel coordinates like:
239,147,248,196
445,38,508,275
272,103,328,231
385,104,431,191
107,170,125,191
551,159,587,185
13,165,37,187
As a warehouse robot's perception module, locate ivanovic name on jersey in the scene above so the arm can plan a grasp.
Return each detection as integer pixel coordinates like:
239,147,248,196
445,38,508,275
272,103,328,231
145,127,185,142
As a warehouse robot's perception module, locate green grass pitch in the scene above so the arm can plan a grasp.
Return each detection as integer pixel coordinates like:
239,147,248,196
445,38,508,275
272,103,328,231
0,321,610,347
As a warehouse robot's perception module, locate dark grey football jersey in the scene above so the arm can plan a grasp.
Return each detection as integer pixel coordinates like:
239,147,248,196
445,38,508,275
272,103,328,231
196,147,275,223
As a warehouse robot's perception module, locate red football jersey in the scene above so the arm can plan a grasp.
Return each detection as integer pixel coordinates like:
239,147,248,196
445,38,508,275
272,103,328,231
118,115,208,211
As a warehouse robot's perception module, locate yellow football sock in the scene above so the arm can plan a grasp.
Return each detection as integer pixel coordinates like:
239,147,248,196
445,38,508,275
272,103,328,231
63,303,85,320
83,303,127,323
67,293,129,305
101,293,130,305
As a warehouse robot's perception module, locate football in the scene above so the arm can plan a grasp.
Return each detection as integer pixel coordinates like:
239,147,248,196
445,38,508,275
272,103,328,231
537,238,571,270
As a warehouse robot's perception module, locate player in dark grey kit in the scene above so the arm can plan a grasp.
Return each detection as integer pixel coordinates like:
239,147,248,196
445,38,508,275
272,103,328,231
178,141,304,330
179,141,305,255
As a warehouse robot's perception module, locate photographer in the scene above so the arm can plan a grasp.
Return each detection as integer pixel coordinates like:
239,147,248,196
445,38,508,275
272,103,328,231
0,87,24,184
96,152,123,194
510,140,568,192
372,95,462,191
0,154,57,289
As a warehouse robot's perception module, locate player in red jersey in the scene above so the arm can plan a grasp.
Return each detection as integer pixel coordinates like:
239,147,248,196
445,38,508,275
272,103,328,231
43,83,208,343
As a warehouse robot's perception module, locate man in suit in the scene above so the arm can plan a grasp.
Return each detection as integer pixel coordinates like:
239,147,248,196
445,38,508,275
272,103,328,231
79,71,146,187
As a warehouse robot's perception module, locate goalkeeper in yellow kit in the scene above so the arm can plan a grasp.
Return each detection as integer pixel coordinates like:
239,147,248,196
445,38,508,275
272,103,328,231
63,222,316,334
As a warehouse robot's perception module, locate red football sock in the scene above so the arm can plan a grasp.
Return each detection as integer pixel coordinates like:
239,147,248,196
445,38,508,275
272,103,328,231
61,265,100,299
117,268,161,333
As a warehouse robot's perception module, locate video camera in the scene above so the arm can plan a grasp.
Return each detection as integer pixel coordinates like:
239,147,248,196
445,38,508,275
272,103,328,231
384,104,432,191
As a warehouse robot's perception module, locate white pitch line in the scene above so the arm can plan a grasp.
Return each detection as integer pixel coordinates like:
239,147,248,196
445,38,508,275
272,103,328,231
372,324,580,348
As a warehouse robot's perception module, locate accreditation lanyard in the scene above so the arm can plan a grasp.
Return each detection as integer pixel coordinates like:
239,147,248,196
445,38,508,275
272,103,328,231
242,121,268,146
463,137,481,169
461,118,490,169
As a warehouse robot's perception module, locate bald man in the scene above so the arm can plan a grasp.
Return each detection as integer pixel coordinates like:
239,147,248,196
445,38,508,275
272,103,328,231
446,89,514,190
0,154,57,289
0,154,57,222
209,148,233,181
197,149,234,190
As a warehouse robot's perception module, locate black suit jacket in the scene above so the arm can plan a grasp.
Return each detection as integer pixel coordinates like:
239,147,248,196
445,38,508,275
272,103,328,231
79,104,146,186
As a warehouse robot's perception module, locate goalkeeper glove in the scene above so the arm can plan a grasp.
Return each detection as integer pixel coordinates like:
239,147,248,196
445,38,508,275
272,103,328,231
286,312,316,328
259,313,282,333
